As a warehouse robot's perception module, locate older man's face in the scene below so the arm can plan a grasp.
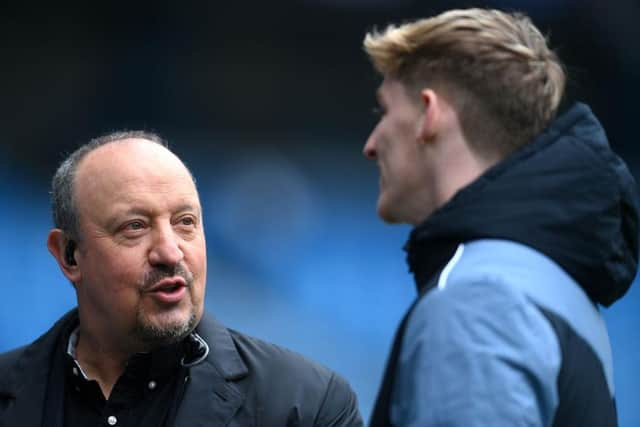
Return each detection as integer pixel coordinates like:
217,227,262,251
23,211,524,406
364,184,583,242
71,139,207,351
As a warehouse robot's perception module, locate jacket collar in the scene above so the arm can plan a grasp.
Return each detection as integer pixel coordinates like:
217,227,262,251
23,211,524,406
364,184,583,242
0,310,75,427
173,312,250,426
0,309,250,427
194,313,248,380
405,103,639,305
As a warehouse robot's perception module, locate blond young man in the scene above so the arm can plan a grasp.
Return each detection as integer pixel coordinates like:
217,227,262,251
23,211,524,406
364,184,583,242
363,9,637,426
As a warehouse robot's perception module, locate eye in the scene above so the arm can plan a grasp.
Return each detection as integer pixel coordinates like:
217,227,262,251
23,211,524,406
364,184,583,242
180,217,195,226
123,220,146,231
176,215,197,228
372,106,386,117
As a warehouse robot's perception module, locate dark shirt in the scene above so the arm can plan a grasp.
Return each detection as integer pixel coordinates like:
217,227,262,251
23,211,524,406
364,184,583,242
60,326,210,427
63,343,189,427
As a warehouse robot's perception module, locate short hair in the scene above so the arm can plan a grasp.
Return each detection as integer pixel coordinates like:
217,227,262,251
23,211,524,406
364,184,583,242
364,8,566,157
51,130,168,241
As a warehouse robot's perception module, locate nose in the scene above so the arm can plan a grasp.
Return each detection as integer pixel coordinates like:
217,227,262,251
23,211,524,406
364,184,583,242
363,135,377,160
148,224,184,268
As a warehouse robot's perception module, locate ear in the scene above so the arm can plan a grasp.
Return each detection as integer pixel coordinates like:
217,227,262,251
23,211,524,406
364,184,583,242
47,229,81,285
417,89,441,142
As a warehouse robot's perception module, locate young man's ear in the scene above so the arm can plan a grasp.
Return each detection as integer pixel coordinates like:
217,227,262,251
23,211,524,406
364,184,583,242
47,229,81,284
418,89,441,142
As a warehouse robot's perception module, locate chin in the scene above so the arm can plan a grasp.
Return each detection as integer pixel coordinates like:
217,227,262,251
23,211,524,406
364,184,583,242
377,199,402,224
379,202,422,225
135,307,197,345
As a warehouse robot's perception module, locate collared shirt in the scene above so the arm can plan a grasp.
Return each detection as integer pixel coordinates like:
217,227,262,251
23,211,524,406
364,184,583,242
62,327,207,427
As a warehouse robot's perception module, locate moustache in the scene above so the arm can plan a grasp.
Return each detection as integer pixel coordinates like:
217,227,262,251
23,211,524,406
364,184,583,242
141,263,193,292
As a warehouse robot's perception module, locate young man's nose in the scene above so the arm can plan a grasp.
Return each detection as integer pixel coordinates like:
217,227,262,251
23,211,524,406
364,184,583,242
363,136,378,160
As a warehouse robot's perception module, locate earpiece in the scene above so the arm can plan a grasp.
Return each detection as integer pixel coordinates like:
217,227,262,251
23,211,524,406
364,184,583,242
65,240,77,266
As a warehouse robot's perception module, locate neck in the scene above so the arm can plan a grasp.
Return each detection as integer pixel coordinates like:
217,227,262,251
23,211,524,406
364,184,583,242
433,136,498,218
74,328,136,399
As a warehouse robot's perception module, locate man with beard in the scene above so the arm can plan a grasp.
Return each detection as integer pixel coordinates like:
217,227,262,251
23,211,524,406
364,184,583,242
0,131,363,427
362,8,638,427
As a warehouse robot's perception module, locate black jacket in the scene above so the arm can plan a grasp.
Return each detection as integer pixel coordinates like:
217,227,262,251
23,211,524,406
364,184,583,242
0,310,363,427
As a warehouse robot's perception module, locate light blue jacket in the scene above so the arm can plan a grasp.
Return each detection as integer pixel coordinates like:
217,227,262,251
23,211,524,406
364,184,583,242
391,239,615,427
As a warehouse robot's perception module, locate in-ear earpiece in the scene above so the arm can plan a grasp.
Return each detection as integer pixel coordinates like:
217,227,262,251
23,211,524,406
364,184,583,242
65,240,77,266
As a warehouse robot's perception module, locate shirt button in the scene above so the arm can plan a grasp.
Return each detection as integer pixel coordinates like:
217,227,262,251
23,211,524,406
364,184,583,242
107,415,117,425
148,380,157,390
72,367,79,376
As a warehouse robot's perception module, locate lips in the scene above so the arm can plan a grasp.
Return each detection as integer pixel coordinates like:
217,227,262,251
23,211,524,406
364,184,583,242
147,277,186,292
145,277,188,304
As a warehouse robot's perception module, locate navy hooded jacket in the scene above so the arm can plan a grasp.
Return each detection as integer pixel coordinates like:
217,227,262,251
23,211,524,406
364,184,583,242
371,103,639,426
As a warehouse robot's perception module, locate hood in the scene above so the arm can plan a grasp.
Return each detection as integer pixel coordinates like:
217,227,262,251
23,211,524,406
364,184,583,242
405,103,639,307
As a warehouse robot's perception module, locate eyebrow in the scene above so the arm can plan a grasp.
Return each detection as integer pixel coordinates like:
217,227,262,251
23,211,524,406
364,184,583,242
120,203,200,215
172,203,202,216
105,203,201,227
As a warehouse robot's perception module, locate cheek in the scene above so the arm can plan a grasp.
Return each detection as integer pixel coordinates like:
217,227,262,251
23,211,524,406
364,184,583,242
184,240,207,279
85,248,146,293
378,119,415,159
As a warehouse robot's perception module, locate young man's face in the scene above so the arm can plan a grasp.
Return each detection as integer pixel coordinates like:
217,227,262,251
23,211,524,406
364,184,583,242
70,140,207,352
363,78,436,225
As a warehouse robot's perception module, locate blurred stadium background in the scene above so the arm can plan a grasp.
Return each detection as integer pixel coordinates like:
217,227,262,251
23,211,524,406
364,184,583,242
1,0,638,424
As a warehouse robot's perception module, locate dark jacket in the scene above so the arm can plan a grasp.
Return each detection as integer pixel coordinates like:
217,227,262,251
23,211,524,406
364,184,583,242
370,103,639,426
0,310,363,427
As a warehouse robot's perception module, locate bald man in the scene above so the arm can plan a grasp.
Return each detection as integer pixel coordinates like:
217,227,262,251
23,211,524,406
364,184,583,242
0,131,363,427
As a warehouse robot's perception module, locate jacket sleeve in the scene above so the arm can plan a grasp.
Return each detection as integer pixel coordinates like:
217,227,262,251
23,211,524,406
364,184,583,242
314,372,364,427
391,277,562,427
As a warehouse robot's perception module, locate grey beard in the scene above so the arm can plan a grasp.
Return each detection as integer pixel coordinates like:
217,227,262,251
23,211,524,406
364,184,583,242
132,309,197,347
133,262,197,347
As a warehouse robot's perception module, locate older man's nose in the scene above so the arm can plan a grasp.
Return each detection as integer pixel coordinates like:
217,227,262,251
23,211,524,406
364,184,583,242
148,226,184,268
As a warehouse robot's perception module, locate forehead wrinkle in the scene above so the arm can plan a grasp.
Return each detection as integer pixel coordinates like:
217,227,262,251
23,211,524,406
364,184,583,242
104,187,201,215
109,198,201,216
104,200,201,229
73,139,200,224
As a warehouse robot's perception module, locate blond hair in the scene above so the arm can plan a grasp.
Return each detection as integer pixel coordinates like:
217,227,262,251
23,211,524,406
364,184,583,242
364,8,566,157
